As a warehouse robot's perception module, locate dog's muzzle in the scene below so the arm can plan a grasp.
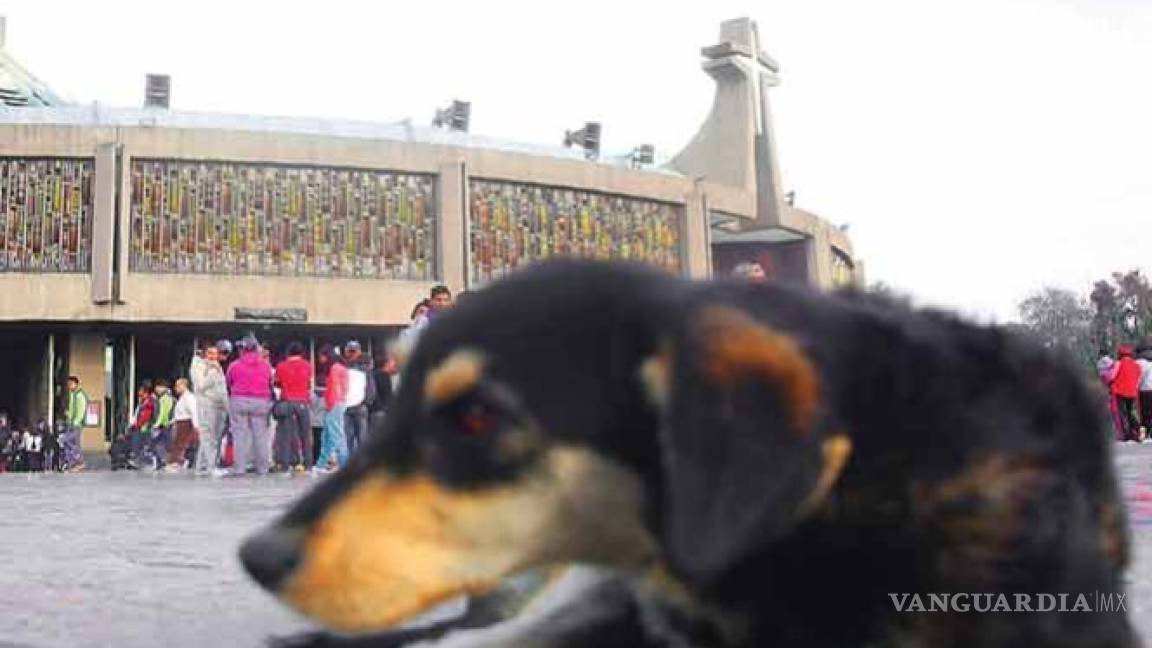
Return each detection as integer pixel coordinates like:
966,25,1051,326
240,525,304,592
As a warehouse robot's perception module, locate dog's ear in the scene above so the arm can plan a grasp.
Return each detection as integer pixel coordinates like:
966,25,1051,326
648,306,851,588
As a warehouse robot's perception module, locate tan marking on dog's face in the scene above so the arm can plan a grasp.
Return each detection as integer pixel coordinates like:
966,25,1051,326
799,435,852,515
694,306,819,433
639,343,672,409
279,447,658,633
423,349,485,406
495,426,544,464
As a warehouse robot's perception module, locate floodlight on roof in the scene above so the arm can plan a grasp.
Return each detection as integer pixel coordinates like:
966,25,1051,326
144,74,171,109
433,100,471,132
563,122,601,161
628,144,655,168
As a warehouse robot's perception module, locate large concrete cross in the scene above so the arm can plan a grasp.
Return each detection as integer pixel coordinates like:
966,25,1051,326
669,17,787,227
742,24,779,137
702,19,780,136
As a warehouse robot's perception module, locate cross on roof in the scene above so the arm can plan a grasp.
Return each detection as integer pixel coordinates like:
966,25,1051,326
701,18,780,136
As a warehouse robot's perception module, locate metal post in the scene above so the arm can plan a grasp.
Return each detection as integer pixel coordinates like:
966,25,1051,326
46,334,55,427
129,335,136,410
309,336,316,390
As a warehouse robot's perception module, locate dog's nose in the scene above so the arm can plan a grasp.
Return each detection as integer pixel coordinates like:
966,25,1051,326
240,526,303,591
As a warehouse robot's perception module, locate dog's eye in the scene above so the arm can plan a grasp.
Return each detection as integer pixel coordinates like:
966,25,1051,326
460,404,497,436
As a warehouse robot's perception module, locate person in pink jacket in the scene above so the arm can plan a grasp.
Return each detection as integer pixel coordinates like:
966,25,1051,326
225,336,274,475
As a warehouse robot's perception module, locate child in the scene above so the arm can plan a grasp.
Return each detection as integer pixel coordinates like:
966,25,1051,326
126,382,156,470
0,423,16,473
6,428,23,472
23,424,44,472
0,414,9,473
149,380,177,470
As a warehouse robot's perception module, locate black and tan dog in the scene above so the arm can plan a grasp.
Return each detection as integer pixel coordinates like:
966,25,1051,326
242,259,1134,647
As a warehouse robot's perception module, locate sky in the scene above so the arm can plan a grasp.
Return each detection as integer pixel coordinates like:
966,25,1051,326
2,0,1150,322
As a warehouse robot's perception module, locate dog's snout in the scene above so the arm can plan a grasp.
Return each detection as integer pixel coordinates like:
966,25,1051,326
240,526,304,591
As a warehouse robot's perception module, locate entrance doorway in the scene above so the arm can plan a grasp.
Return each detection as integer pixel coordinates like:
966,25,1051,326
134,334,196,389
107,335,132,442
0,331,53,429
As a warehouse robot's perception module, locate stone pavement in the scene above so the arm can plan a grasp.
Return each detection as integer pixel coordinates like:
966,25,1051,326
0,444,1150,647
1113,441,1152,640
0,471,315,648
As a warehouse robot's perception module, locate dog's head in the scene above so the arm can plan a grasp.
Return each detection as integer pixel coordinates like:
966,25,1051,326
240,260,851,633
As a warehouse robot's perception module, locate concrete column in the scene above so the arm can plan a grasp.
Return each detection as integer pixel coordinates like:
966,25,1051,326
69,332,107,452
804,225,834,290
90,143,117,303
437,161,467,292
683,191,711,279
116,149,132,304
852,259,867,288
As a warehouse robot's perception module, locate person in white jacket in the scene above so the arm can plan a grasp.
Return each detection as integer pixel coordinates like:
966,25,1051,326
164,378,200,472
191,341,230,474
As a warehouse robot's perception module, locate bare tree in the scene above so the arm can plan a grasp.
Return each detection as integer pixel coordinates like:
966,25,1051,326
1087,270,1152,353
1090,279,1121,354
1017,286,1094,367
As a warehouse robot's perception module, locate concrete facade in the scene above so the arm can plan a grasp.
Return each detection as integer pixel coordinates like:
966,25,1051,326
0,17,859,451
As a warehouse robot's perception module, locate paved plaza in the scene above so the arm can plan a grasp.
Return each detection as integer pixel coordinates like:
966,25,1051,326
0,444,1151,647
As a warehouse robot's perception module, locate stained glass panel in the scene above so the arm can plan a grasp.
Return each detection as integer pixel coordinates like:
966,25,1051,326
468,179,682,284
0,158,93,273
129,160,436,279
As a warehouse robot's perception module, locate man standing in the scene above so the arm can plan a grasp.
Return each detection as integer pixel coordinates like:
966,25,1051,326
429,284,453,315
342,341,375,455
192,342,230,474
1137,348,1152,440
370,353,397,417
273,341,313,472
62,376,88,472
400,286,454,346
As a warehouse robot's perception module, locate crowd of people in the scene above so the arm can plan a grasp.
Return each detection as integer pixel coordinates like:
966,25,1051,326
1098,344,1152,442
0,284,456,476
0,377,90,473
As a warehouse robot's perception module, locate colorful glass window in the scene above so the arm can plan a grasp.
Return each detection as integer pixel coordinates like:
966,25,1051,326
0,158,93,272
130,160,436,279
468,179,682,284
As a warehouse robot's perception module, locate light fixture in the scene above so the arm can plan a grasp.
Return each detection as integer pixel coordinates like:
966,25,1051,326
433,100,471,132
563,122,602,160
144,74,171,109
628,144,655,168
